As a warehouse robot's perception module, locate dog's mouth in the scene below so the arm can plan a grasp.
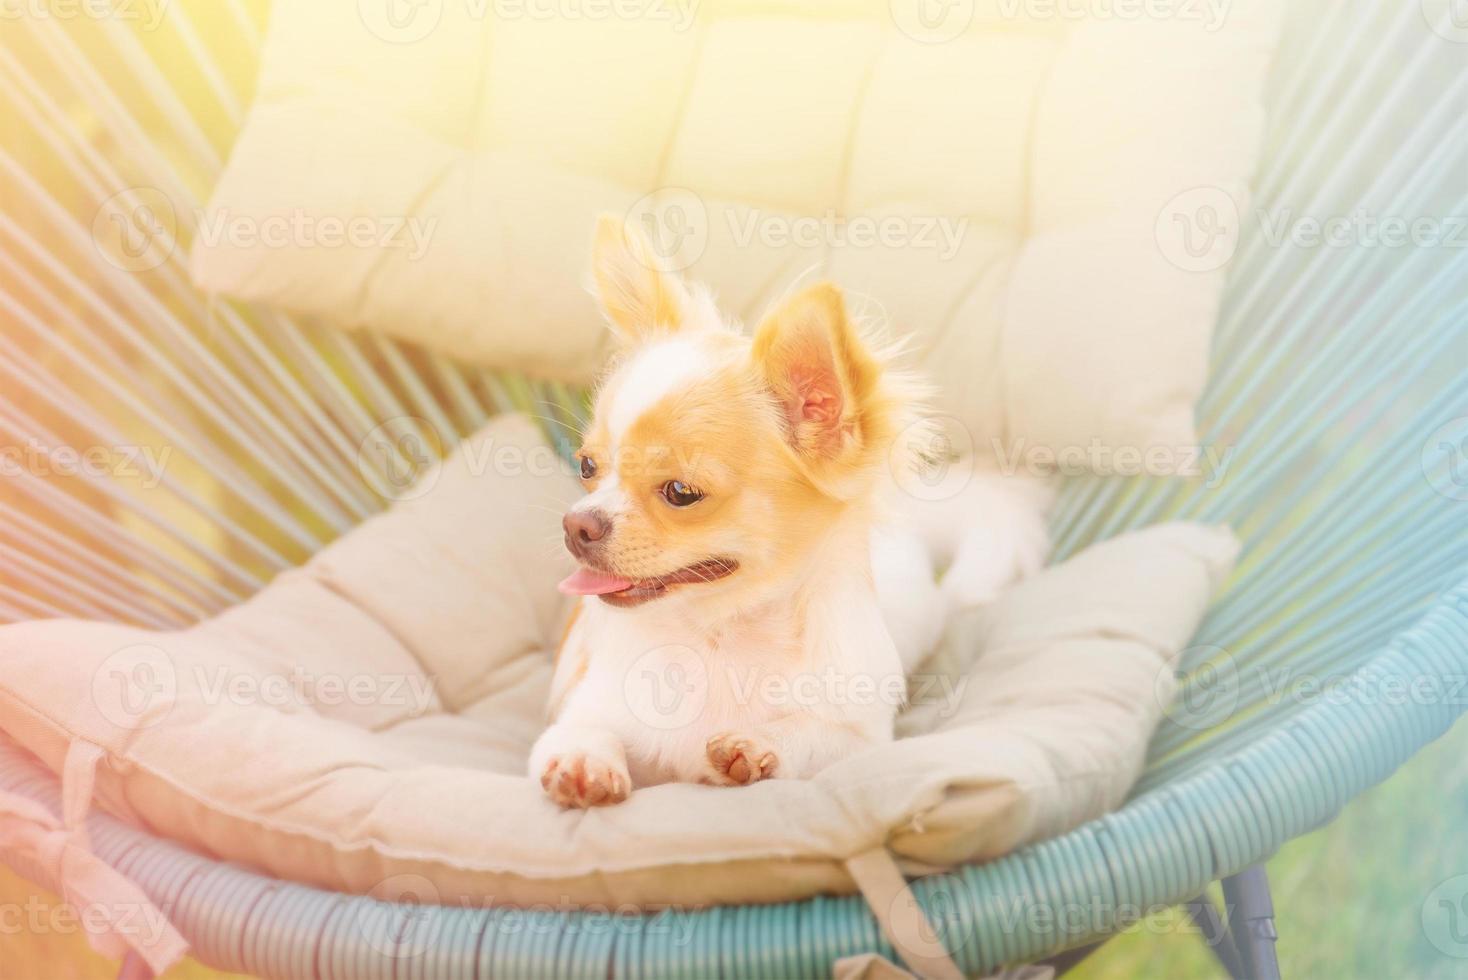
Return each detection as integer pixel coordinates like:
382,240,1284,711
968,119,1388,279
557,558,739,608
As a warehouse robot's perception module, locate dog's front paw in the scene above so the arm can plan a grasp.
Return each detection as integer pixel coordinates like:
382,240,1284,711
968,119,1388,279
704,733,779,786
540,752,631,809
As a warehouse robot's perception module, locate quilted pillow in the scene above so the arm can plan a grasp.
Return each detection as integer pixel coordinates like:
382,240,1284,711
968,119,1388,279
190,0,1280,460
0,414,1238,907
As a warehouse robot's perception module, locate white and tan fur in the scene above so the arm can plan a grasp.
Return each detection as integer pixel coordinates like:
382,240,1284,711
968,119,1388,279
529,217,1051,808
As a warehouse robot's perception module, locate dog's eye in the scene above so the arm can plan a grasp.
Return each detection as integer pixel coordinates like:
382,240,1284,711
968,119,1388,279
579,456,597,481
660,480,704,508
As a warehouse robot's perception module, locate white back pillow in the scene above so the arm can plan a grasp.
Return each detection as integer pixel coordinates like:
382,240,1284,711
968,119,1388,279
192,0,1279,460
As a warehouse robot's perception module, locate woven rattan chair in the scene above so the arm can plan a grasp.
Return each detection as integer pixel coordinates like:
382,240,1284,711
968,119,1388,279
1,1,1464,976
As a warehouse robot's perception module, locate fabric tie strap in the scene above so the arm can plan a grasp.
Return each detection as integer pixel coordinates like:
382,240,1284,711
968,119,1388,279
843,846,966,980
0,740,188,975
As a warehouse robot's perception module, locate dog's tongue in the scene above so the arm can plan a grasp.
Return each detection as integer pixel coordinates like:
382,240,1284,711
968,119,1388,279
558,567,636,596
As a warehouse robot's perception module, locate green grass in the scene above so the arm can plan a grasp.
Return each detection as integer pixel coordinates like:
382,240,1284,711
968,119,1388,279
1072,720,1468,979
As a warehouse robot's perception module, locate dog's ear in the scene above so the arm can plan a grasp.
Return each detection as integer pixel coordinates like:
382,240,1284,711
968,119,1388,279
753,282,884,483
590,214,692,344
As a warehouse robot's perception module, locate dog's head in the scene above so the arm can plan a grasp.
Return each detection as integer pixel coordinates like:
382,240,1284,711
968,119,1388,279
558,216,916,610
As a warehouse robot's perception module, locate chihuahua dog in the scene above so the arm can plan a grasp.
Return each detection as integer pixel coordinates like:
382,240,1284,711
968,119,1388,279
529,216,1050,808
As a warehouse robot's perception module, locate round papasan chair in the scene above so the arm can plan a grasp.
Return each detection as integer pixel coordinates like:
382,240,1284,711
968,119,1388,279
1,0,1465,978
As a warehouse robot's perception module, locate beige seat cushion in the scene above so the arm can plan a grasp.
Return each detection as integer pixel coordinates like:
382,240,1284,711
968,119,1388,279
0,414,1237,907
190,0,1280,461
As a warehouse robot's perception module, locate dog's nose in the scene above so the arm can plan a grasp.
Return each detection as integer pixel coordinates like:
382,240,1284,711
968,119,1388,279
563,510,611,552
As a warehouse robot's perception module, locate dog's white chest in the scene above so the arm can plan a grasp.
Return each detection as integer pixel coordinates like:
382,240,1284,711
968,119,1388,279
579,606,808,783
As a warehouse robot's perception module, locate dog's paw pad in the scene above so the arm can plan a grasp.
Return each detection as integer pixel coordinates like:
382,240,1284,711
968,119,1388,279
540,753,630,809
705,733,778,786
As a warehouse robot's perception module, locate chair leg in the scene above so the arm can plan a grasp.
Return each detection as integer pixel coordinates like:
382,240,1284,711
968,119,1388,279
1184,893,1247,979
1221,864,1282,980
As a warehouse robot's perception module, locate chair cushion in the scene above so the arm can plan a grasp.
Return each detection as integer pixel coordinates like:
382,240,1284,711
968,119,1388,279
190,1,1280,462
0,414,1237,906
